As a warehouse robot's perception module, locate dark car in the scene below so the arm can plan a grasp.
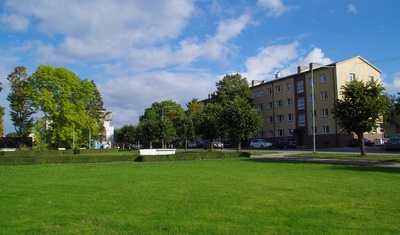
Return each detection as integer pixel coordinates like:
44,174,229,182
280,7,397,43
349,138,374,147
273,138,296,149
384,137,400,151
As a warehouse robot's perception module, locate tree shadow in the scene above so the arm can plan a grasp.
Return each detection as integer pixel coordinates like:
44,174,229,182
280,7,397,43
242,158,400,174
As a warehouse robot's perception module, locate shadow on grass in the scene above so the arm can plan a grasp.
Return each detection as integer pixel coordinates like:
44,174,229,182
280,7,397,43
242,158,400,174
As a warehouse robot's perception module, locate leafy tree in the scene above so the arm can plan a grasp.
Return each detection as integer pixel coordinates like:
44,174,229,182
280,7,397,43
196,103,225,150
332,79,390,156
220,97,264,150
186,98,204,119
383,93,400,127
28,65,100,149
138,100,184,148
84,80,105,145
0,77,4,136
177,115,195,149
114,125,137,147
211,73,252,104
6,66,36,137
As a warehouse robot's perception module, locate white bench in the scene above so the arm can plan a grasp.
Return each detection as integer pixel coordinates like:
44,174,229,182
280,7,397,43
139,149,176,155
0,148,17,151
58,148,66,150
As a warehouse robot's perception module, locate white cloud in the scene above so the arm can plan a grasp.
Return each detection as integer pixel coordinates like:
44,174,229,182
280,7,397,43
347,4,358,14
0,13,29,31
257,0,288,17
383,72,400,95
244,43,333,82
98,71,217,127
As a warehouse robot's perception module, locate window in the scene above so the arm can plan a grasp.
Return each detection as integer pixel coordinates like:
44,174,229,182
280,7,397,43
350,73,356,81
298,113,305,126
267,116,273,123
276,115,284,122
368,76,374,82
275,85,282,93
258,104,264,110
276,100,283,108
322,108,329,117
286,83,292,90
268,130,273,137
277,129,284,137
297,97,304,110
257,90,264,97
321,91,328,100
288,129,294,136
251,92,254,99
309,93,316,102
287,98,293,106
266,88,272,95
267,102,273,109
320,74,327,83
310,110,317,118
311,127,317,134
258,131,265,138
297,81,304,93
287,113,294,121
323,126,330,134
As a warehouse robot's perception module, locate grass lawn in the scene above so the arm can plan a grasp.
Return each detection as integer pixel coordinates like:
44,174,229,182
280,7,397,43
1,158,399,234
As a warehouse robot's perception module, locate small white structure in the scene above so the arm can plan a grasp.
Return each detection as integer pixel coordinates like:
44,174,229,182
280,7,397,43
139,149,176,155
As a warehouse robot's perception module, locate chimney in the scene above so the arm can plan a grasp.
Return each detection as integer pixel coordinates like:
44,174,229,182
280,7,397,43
275,71,281,79
297,66,309,73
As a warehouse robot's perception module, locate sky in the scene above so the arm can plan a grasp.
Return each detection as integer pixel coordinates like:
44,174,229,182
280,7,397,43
1,0,399,134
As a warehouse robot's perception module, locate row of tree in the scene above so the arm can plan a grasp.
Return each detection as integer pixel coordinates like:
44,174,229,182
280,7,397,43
1,66,105,149
115,73,264,151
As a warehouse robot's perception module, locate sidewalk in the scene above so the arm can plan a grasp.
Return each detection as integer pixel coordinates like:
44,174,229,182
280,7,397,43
251,152,400,168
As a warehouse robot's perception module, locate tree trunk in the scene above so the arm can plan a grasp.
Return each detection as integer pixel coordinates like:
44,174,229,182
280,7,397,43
357,133,366,156
237,142,241,151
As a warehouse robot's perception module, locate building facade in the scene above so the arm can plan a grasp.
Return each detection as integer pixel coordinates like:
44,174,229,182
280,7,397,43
250,56,384,148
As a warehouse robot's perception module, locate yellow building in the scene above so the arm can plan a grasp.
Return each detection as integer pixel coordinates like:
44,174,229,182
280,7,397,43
250,56,384,148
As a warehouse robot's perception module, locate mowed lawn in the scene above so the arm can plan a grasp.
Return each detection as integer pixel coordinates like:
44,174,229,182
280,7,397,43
1,158,399,234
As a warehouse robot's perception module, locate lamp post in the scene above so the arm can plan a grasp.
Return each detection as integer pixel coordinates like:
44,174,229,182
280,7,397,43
310,63,334,153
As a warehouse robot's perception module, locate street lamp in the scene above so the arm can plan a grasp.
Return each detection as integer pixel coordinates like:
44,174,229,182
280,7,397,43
310,63,334,153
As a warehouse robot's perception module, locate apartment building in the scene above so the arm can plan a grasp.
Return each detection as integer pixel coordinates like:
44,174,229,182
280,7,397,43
250,56,383,148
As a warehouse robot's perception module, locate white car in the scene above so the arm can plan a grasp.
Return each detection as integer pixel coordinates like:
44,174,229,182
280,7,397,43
373,138,388,146
250,139,273,149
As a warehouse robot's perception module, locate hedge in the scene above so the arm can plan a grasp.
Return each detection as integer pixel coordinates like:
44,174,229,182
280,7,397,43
0,151,251,165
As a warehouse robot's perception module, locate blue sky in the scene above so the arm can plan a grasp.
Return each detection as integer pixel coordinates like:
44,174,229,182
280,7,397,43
0,0,399,134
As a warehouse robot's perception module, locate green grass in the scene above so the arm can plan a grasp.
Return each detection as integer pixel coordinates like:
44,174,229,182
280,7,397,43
1,158,400,234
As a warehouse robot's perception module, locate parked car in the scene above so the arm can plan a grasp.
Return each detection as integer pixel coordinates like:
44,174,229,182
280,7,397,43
373,138,389,146
273,138,296,149
349,138,374,147
188,142,197,148
250,139,273,149
384,137,400,151
213,140,224,149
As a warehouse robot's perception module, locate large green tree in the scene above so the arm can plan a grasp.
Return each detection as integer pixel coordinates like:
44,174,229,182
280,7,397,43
6,66,36,137
220,97,264,150
138,100,184,149
28,65,102,149
211,73,252,104
114,125,137,147
332,79,390,156
196,103,225,150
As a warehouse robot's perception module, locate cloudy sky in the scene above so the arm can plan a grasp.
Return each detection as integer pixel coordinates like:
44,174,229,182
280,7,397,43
1,0,399,134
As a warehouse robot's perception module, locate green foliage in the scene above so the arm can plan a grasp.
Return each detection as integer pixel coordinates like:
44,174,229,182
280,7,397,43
28,65,104,149
211,73,251,104
114,125,137,143
332,79,390,156
195,103,225,146
220,97,264,150
6,66,36,137
384,92,400,126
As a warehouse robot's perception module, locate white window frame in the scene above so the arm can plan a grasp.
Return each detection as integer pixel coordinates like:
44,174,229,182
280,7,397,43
257,90,264,97
288,129,294,136
267,116,273,123
298,113,305,126
268,130,274,137
320,74,327,83
297,97,304,110
287,113,293,121
276,115,284,122
286,83,292,90
267,102,273,109
321,91,328,100
323,126,330,134
297,81,304,93
287,98,293,106
322,108,329,117
309,93,316,103
266,88,272,95
276,100,283,108
350,73,356,81
310,110,317,118
258,104,264,110
277,129,284,137
275,85,282,93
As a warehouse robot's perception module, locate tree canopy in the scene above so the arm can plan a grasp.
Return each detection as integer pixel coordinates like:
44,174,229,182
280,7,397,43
332,79,390,156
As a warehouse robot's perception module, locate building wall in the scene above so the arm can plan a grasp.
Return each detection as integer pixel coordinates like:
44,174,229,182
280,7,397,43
250,56,383,148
